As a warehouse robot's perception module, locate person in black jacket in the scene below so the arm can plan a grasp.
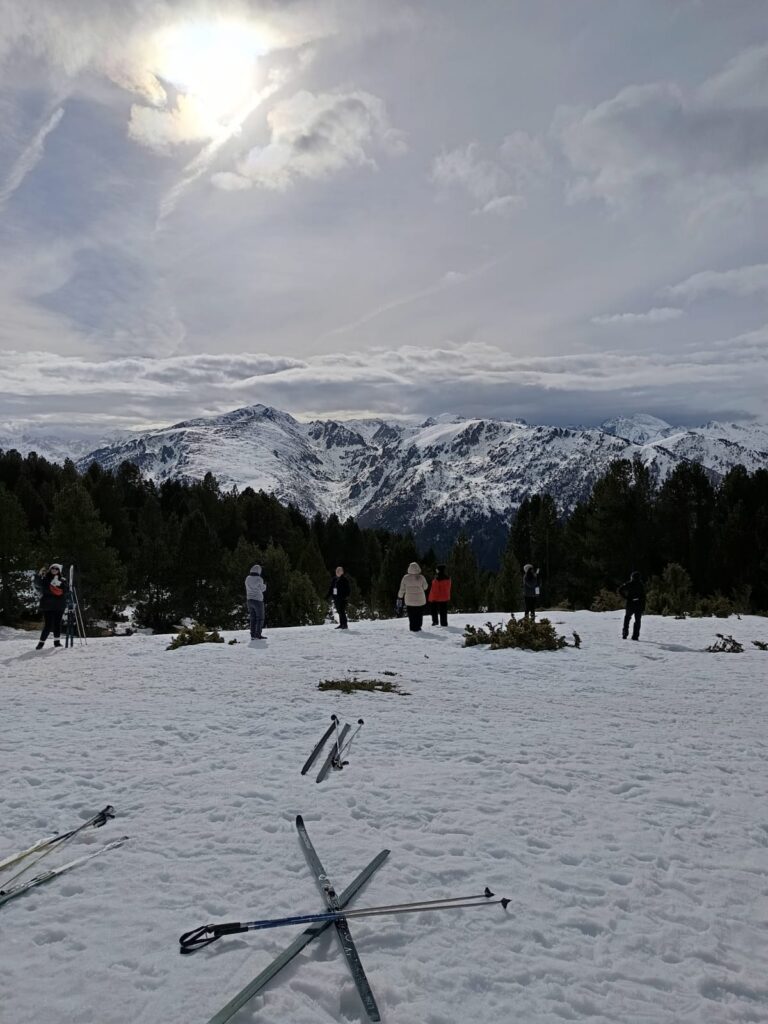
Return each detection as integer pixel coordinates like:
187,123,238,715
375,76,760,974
522,564,540,621
327,566,350,630
619,571,646,641
35,563,69,649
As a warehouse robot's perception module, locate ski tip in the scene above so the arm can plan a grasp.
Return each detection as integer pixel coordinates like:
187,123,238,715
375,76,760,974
484,887,494,898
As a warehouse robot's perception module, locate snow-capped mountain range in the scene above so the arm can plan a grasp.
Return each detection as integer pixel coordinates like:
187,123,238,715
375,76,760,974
3,406,768,560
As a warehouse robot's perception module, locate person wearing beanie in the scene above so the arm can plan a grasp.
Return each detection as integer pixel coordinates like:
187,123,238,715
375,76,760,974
522,564,539,622
35,563,69,649
244,564,267,640
397,561,429,632
618,570,646,641
326,566,350,629
428,564,452,626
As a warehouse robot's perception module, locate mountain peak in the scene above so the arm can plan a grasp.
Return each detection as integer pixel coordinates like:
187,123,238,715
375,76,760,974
600,414,673,444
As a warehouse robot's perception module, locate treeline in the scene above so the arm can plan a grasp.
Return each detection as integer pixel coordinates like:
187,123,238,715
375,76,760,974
0,450,765,630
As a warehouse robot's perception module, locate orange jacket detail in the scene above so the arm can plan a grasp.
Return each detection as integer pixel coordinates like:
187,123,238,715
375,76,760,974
429,578,452,602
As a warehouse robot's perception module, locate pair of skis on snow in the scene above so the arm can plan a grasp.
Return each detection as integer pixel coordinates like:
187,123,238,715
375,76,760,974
183,815,509,1024
0,805,126,908
301,714,365,782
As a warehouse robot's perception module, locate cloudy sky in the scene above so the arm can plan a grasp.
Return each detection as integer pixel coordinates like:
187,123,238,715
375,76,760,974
0,0,766,434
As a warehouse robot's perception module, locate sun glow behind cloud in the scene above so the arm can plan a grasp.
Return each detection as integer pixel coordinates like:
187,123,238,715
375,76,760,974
131,18,279,150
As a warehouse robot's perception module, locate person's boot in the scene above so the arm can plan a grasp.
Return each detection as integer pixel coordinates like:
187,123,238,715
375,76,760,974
53,640,62,647
36,641,45,650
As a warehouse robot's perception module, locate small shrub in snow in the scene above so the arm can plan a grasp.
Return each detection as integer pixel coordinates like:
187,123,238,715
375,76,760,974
752,640,768,651
318,677,410,696
166,624,225,650
463,617,575,652
591,588,624,612
706,634,743,654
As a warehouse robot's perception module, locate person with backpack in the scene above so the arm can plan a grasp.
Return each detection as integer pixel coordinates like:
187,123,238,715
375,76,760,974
428,564,452,626
522,564,540,621
618,570,646,641
327,566,350,629
398,562,429,632
35,563,69,649
244,564,267,640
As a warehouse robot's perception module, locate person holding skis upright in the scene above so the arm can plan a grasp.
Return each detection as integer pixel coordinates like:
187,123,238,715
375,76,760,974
619,570,646,641
522,564,539,621
35,563,69,649
398,562,429,632
327,566,350,629
245,564,267,641
428,564,452,626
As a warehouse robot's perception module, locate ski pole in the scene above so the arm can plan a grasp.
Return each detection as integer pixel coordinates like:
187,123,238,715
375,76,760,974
180,888,509,952
336,719,364,763
0,805,115,888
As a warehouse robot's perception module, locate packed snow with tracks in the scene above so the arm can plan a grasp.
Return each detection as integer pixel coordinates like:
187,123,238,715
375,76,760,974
1,612,766,1024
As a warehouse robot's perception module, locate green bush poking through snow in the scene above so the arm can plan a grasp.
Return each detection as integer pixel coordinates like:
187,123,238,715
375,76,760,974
318,677,410,696
166,624,225,650
463,617,577,652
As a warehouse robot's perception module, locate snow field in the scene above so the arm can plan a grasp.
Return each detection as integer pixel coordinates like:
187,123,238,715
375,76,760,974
1,612,767,1024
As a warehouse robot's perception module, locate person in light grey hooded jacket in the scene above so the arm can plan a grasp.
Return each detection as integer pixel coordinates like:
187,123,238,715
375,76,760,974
398,562,429,632
245,564,267,640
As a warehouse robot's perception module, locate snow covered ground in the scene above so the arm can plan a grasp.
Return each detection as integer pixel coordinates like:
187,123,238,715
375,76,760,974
1,612,767,1024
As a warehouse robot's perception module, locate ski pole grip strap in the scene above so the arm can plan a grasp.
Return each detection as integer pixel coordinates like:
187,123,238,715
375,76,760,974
179,922,243,953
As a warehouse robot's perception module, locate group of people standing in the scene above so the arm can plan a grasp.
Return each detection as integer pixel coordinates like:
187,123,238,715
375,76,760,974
396,562,452,633
243,560,646,642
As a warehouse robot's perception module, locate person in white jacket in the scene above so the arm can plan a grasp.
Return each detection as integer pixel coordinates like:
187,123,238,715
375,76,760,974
397,561,429,633
245,564,267,640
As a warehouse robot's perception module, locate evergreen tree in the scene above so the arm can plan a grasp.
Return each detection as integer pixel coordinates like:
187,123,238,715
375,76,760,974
449,532,482,611
47,483,125,617
133,498,181,631
647,563,694,616
583,459,655,594
0,485,33,623
175,508,233,625
655,463,715,594
491,532,522,613
372,534,420,615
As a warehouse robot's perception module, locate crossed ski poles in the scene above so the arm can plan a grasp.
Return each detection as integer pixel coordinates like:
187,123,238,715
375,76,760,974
183,816,509,1024
180,887,508,950
0,805,126,908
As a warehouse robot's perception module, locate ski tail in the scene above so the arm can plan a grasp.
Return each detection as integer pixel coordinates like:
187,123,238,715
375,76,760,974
316,723,350,783
300,716,338,775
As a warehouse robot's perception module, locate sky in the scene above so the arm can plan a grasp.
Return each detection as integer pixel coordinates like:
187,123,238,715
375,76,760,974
0,0,766,435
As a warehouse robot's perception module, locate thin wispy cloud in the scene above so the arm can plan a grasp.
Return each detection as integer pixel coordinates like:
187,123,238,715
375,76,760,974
592,308,684,326
666,264,768,301
0,107,64,209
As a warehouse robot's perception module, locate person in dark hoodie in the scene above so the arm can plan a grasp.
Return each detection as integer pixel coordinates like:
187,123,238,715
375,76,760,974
522,564,539,621
35,562,69,650
244,564,267,640
327,566,350,629
428,564,452,626
618,570,646,641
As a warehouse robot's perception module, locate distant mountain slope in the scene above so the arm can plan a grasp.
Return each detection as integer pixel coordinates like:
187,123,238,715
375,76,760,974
27,405,760,563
